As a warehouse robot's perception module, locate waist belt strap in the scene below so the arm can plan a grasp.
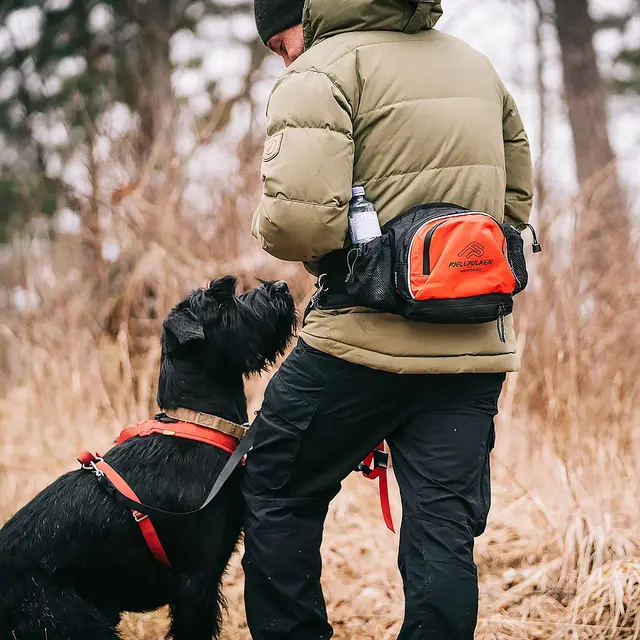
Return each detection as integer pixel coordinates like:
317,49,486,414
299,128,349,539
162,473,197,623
319,291,354,309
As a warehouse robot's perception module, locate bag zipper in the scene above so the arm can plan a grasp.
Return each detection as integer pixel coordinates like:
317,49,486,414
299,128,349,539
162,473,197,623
516,222,543,253
380,202,469,234
507,223,542,293
422,220,447,274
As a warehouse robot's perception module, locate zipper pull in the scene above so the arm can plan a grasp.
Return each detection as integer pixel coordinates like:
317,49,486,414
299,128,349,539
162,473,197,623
345,246,362,284
497,306,506,344
516,222,542,253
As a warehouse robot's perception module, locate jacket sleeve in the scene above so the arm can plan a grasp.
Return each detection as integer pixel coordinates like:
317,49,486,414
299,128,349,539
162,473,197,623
502,91,533,227
253,69,355,263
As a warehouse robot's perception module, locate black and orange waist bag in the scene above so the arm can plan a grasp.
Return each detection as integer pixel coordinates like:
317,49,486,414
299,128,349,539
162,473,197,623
322,203,540,341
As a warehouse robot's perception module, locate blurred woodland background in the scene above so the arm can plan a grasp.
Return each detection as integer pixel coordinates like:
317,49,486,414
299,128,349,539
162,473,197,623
1,0,639,638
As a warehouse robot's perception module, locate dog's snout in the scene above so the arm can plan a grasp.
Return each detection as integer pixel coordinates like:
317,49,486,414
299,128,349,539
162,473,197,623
273,281,289,294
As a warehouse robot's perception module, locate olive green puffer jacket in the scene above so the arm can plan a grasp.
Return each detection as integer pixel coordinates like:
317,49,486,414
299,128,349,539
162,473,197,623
252,0,533,374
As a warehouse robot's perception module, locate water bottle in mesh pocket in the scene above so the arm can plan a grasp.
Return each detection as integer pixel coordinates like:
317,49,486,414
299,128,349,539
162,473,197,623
344,235,398,312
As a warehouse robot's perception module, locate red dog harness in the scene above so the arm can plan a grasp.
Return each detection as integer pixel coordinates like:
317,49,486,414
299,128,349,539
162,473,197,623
79,418,394,569
78,418,239,568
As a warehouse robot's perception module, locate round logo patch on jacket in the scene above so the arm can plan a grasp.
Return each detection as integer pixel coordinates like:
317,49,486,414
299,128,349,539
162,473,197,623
263,132,284,162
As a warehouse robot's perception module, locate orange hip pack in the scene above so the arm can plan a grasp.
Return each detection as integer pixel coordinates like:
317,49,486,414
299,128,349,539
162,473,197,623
343,203,541,341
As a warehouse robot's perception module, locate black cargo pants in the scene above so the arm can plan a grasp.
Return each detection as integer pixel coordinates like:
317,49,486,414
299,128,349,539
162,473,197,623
242,340,504,640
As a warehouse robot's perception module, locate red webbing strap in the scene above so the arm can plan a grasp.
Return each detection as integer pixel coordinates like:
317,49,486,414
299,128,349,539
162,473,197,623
361,443,395,533
77,451,172,568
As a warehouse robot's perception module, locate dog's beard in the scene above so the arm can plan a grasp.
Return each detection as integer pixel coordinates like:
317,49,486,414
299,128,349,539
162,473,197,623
231,286,297,374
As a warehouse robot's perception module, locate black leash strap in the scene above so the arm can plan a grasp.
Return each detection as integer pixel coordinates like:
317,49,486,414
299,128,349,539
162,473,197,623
100,425,257,520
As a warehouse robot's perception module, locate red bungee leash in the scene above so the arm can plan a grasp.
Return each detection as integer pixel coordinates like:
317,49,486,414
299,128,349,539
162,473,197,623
359,442,395,533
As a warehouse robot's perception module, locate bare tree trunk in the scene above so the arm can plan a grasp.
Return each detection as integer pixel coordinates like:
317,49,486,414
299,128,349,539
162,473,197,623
120,0,177,171
552,0,631,273
136,1,175,163
73,0,105,281
534,0,547,212
554,0,618,185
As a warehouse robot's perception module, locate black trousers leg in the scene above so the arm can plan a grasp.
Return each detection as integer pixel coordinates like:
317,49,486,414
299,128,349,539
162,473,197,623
242,341,404,640
242,493,337,639
242,339,504,640
388,374,503,640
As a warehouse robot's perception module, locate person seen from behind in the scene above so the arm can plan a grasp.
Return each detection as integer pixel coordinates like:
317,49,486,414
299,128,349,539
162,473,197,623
243,1,534,638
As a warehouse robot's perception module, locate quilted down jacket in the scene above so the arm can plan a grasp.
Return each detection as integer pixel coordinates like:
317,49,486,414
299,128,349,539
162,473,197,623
252,0,534,374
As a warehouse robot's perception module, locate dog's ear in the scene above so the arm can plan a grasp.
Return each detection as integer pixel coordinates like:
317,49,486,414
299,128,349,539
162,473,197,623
162,308,205,347
206,275,237,299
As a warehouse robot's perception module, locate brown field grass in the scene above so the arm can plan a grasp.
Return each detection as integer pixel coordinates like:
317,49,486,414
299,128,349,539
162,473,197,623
0,161,638,639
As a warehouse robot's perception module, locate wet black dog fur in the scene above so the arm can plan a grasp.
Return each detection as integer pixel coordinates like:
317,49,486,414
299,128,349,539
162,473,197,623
0,276,296,640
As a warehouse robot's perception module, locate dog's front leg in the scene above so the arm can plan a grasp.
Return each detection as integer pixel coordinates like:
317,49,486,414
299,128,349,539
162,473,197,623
167,576,223,640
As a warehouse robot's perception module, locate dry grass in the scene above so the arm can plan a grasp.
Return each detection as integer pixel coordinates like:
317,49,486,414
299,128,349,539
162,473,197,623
0,153,638,638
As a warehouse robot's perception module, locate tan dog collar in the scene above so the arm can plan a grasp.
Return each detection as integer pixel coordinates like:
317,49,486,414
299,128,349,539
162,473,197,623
165,408,249,441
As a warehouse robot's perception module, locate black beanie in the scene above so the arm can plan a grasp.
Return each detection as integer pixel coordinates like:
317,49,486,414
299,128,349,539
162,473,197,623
254,0,305,45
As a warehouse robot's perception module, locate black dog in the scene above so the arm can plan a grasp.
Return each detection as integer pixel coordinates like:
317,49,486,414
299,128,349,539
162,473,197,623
0,276,296,640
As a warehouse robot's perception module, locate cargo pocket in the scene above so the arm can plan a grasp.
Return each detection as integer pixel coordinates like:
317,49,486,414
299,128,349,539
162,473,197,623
247,376,317,492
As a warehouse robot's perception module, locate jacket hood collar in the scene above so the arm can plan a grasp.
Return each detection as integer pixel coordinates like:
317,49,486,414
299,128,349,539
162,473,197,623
303,0,443,48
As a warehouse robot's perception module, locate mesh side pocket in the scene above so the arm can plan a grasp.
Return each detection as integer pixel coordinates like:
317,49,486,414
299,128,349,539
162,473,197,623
503,224,528,295
345,235,398,312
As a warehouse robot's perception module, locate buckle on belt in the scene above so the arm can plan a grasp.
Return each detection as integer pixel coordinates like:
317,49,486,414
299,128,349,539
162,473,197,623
79,455,105,479
356,449,389,476
303,274,328,324
357,450,389,476
373,449,389,470
132,510,148,523
311,274,328,306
